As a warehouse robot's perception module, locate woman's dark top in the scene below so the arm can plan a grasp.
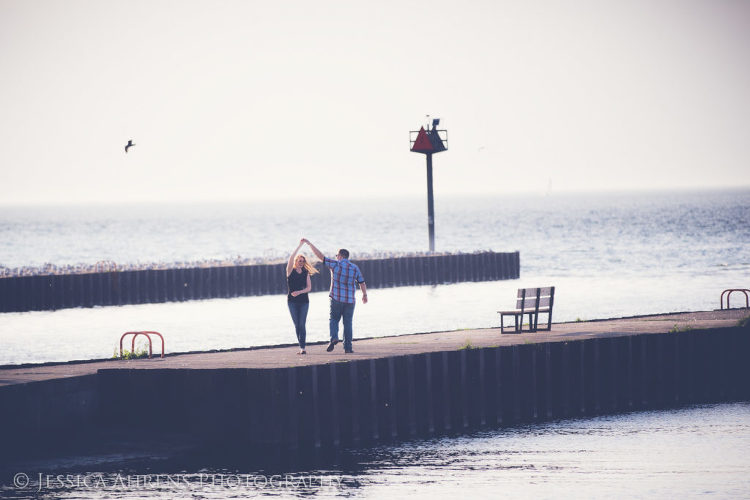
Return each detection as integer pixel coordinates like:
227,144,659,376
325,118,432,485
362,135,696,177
287,269,309,303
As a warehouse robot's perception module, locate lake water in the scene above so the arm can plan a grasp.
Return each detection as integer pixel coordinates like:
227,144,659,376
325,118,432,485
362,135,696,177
0,189,749,365
1,190,748,499
1,402,748,499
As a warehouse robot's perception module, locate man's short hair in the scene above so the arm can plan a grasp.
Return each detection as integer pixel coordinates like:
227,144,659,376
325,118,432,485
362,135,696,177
338,249,350,259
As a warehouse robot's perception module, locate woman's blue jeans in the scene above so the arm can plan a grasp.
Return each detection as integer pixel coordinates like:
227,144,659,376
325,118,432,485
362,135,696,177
287,301,309,349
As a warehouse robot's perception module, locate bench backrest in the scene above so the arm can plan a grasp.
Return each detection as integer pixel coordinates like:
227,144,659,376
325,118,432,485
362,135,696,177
515,287,555,312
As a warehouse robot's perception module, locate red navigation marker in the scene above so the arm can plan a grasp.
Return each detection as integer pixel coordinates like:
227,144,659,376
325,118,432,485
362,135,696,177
410,127,434,153
409,118,448,252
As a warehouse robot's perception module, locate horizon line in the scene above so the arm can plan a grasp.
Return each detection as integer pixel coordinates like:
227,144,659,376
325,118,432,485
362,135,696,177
1,185,748,207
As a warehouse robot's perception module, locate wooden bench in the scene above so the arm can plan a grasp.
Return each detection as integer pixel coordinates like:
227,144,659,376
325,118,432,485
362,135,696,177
498,287,555,333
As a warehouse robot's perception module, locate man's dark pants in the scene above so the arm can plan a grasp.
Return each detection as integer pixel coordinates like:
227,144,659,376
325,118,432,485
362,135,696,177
329,298,355,351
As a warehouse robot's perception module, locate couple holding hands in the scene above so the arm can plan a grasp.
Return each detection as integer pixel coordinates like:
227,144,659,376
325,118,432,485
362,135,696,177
286,238,368,355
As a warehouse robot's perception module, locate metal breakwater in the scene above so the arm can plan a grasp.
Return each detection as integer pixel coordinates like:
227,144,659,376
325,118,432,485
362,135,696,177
0,251,519,313
1,326,747,463
97,327,749,453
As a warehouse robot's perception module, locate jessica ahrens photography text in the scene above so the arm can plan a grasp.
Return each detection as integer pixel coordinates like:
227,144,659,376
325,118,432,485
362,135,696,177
11,472,344,493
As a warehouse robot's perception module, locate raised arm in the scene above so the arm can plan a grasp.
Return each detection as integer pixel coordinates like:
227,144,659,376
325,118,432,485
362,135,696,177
286,240,304,276
302,238,326,261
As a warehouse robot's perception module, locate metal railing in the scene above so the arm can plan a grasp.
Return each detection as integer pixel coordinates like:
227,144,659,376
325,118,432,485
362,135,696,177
720,289,750,310
119,331,165,359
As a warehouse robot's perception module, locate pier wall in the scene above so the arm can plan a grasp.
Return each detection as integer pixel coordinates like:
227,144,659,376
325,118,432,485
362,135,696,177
0,374,98,458
0,251,519,313
99,328,749,452
2,326,747,460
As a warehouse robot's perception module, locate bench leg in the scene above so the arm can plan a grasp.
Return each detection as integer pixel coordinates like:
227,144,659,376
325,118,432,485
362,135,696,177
500,313,511,333
535,312,553,331
501,312,528,334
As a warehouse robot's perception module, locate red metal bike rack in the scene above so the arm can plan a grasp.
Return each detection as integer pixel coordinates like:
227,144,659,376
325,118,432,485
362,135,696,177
119,331,165,359
720,289,750,310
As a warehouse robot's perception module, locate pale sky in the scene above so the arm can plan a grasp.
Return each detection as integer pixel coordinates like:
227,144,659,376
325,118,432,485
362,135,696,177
1,0,749,204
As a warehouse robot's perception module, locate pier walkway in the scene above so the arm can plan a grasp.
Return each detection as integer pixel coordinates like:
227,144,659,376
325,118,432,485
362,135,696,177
2,309,746,387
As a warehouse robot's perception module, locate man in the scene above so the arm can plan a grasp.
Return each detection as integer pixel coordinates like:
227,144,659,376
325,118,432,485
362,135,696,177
302,238,367,353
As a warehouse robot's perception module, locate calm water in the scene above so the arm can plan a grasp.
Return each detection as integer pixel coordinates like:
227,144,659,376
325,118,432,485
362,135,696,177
1,190,748,274
1,191,749,499
2,402,749,499
1,189,749,365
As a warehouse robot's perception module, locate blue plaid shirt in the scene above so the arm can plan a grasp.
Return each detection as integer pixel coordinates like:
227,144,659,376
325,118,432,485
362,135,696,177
324,256,365,304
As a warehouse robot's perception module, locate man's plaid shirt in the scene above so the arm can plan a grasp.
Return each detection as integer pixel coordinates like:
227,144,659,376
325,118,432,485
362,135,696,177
324,256,365,304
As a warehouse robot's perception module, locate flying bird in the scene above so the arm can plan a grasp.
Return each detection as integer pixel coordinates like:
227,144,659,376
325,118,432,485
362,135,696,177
124,140,135,153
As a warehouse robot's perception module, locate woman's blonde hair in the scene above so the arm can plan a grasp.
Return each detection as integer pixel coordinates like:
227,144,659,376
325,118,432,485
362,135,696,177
296,254,319,275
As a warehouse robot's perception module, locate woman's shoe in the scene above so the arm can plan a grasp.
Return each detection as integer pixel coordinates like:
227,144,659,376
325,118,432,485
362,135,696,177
298,349,306,355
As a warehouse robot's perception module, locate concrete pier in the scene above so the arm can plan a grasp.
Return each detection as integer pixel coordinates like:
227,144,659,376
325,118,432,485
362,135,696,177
0,309,748,463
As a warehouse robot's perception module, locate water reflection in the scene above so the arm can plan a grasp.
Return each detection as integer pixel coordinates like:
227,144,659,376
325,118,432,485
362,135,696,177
2,402,748,499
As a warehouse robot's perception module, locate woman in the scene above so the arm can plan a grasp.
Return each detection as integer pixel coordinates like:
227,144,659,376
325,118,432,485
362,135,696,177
286,239,318,354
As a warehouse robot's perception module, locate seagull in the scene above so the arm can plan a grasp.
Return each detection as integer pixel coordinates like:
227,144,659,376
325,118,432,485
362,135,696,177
125,140,135,153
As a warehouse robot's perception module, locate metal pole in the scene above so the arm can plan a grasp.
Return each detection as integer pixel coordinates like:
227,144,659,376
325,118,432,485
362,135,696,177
426,153,435,252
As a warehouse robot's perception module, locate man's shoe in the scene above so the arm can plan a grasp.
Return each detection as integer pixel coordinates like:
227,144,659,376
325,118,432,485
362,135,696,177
344,349,354,354
326,339,339,352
